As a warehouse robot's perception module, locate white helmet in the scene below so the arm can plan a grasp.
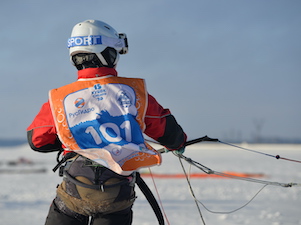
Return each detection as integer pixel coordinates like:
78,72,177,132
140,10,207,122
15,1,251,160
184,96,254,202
67,20,128,68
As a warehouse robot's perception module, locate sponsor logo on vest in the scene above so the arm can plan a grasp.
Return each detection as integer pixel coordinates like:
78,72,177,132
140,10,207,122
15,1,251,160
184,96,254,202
112,147,122,156
69,107,95,118
117,91,132,108
74,98,85,108
92,84,106,101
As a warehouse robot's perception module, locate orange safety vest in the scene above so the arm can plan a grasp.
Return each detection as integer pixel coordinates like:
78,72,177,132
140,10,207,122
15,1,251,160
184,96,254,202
49,76,161,175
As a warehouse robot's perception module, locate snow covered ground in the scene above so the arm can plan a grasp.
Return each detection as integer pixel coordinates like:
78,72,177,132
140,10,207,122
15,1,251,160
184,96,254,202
0,143,300,225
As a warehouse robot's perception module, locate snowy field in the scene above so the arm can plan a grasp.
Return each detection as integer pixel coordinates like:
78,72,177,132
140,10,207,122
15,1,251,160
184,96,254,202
0,143,300,225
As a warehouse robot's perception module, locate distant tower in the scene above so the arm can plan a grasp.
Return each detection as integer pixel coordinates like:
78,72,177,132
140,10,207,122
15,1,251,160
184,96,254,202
253,118,265,143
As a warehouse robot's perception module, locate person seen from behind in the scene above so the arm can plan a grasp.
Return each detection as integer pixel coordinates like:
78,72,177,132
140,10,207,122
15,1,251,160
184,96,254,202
27,19,186,225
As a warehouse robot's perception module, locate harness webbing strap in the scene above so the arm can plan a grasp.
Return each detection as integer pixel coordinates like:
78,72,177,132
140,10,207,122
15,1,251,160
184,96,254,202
135,172,165,225
53,152,78,172
53,152,165,224
63,170,129,190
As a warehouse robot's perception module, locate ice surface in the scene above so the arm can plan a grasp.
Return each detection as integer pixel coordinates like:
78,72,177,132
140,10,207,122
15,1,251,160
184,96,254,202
0,143,300,225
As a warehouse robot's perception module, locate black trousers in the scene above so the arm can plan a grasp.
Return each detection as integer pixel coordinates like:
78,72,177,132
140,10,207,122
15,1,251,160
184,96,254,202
44,200,133,225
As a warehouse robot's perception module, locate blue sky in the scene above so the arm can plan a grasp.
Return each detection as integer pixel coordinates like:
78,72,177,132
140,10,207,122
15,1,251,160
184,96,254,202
1,0,300,142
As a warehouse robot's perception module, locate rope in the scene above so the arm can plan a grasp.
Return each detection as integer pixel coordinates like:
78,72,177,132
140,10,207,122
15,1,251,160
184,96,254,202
174,151,301,222
146,136,301,222
177,155,206,225
184,159,269,214
144,135,301,225
148,168,171,225
177,153,300,188
219,141,301,163
195,184,268,214
149,135,301,163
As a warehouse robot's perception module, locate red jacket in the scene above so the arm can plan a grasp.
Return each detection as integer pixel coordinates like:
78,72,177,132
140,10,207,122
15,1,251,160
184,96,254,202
27,67,186,153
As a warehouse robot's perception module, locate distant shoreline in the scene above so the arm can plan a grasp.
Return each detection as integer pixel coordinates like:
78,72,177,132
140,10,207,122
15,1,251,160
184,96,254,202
0,138,301,147
0,139,27,147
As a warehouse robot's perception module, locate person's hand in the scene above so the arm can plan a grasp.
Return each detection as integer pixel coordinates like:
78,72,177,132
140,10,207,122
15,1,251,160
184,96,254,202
173,147,185,155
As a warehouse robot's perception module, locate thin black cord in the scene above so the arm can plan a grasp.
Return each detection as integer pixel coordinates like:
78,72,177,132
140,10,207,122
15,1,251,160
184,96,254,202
178,153,270,215
177,154,206,225
219,141,301,163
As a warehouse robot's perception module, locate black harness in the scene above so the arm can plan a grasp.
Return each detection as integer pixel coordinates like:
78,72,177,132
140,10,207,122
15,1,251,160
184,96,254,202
135,172,165,225
53,152,165,225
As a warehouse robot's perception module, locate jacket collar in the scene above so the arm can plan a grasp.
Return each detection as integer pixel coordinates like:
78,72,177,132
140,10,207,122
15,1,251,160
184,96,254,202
77,67,118,79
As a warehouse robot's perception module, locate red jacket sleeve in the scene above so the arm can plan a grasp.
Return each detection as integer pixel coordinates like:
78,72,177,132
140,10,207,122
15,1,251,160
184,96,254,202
144,94,170,140
144,94,187,150
27,102,63,152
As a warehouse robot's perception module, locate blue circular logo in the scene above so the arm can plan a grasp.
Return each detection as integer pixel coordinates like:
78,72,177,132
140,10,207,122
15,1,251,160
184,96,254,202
74,98,85,108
